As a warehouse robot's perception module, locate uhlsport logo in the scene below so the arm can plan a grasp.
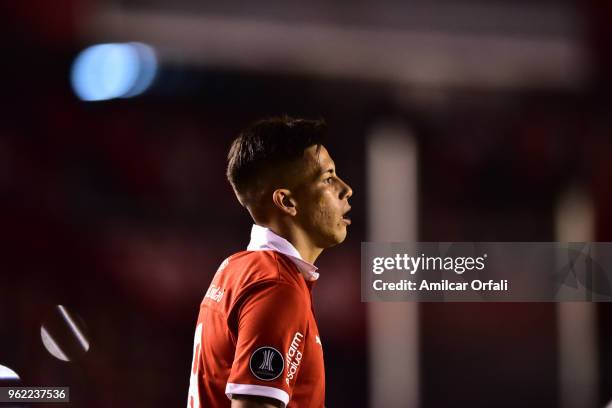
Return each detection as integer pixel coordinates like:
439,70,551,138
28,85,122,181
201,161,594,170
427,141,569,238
249,346,284,381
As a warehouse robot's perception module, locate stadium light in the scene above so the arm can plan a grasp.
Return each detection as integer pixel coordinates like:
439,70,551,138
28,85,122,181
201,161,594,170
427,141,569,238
71,42,158,101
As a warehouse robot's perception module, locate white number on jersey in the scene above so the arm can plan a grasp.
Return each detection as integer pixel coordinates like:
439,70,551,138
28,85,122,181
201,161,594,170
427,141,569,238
187,323,203,408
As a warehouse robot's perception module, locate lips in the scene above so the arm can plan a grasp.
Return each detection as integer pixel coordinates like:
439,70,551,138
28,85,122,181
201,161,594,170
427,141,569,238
342,207,352,225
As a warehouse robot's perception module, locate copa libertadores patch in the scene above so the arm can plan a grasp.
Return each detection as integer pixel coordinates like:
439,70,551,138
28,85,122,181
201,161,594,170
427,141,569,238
249,346,284,381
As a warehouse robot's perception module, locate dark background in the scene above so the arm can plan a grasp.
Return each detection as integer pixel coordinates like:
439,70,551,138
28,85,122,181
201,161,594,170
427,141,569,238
1,0,612,407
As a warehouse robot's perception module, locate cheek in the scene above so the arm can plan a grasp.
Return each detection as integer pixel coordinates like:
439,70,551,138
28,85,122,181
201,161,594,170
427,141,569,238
316,195,340,224
299,189,339,226
317,205,335,224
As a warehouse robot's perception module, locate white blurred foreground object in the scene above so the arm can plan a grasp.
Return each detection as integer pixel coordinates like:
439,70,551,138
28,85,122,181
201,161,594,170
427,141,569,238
0,365,19,381
41,305,90,362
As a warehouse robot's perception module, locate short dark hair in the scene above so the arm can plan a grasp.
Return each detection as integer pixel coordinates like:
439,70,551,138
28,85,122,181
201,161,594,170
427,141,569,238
227,115,327,207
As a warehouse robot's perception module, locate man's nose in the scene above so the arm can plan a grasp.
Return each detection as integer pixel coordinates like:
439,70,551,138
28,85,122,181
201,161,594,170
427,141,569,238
340,178,353,200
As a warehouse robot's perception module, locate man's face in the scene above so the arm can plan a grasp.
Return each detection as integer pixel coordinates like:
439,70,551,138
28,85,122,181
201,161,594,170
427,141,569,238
292,145,353,249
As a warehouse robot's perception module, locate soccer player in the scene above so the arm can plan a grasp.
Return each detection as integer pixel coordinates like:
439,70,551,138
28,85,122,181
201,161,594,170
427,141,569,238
187,116,353,408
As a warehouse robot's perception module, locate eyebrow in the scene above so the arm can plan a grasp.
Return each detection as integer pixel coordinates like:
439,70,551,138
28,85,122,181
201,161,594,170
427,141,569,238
322,168,335,176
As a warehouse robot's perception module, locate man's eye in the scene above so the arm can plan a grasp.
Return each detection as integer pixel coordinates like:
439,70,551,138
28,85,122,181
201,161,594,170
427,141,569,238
324,177,333,184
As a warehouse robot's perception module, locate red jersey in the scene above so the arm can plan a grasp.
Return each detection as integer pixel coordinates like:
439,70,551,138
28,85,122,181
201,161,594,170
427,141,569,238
187,225,325,407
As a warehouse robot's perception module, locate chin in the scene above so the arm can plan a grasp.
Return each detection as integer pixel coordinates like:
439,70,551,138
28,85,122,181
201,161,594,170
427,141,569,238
332,228,348,245
313,222,349,248
318,231,346,249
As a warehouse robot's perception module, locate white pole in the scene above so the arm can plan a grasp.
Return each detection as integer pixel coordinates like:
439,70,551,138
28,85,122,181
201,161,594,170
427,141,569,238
556,185,598,408
367,123,419,408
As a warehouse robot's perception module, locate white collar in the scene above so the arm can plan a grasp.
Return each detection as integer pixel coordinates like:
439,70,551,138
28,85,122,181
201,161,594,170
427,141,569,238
246,224,319,281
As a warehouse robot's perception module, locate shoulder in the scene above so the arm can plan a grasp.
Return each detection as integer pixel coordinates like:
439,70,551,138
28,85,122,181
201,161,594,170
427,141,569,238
223,250,302,288
225,253,309,330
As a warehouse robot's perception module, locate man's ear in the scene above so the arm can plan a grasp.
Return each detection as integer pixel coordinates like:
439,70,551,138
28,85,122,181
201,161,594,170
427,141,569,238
272,189,297,216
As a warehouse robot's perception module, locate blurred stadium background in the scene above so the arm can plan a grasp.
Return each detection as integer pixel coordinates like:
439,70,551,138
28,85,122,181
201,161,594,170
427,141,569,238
1,0,612,407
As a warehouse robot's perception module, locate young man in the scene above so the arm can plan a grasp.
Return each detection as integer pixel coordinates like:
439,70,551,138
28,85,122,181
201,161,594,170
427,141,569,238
187,116,353,408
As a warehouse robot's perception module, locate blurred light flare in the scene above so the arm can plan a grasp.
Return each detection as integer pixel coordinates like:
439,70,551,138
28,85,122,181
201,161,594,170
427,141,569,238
41,326,70,362
0,365,20,381
58,305,90,352
71,42,157,101
40,305,90,362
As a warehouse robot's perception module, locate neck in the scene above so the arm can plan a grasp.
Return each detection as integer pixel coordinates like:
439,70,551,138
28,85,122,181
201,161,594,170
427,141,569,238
265,221,323,264
292,241,323,264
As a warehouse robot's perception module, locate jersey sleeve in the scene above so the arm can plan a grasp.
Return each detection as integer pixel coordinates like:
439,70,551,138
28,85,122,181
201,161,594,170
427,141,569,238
225,281,309,407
